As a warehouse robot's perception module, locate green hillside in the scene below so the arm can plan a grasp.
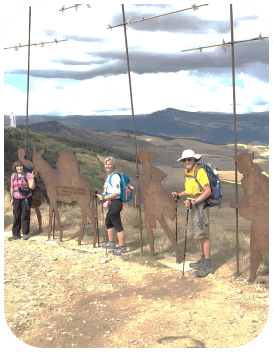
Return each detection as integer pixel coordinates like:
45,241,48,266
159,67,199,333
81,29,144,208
4,127,136,199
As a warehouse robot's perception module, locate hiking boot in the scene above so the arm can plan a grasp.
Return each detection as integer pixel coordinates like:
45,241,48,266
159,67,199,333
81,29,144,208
8,235,21,241
111,247,127,255
23,235,31,240
189,259,204,269
194,265,214,277
101,241,116,249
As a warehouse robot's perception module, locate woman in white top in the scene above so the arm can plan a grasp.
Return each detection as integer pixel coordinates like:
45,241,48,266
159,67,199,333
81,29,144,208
97,157,127,255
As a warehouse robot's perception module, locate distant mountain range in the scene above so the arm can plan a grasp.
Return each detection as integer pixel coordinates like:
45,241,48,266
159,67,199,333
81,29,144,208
5,108,269,145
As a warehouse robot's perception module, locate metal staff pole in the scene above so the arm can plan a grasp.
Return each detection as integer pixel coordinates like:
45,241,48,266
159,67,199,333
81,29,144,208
25,6,31,155
109,4,209,29
4,39,68,50
230,4,240,276
180,35,268,53
182,208,190,277
121,4,143,252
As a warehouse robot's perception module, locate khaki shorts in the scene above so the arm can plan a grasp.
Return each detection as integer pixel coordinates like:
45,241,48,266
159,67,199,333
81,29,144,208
188,203,210,239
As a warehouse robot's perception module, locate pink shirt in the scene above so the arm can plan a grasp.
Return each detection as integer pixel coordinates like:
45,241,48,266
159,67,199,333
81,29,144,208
11,172,32,199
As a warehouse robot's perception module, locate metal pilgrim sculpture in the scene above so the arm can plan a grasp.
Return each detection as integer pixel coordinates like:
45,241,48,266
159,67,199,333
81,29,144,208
32,147,97,245
133,148,181,263
18,148,44,233
230,152,269,281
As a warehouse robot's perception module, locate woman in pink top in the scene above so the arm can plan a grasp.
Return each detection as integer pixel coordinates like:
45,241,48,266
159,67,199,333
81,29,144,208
9,161,35,241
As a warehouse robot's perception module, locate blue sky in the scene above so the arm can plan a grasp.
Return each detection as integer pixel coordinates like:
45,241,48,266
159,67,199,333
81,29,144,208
1,1,271,116
4,74,34,93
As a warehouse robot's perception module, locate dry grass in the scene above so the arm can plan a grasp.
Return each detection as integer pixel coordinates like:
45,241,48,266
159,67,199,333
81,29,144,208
4,191,268,282
114,204,268,281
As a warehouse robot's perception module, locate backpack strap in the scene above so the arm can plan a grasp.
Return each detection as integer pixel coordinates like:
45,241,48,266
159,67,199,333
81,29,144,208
108,171,119,187
186,165,203,194
193,165,204,193
187,194,204,230
106,172,121,199
10,190,15,203
186,165,205,230
12,172,20,196
195,203,204,230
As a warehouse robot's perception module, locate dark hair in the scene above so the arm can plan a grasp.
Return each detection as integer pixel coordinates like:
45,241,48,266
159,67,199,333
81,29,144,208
12,160,25,172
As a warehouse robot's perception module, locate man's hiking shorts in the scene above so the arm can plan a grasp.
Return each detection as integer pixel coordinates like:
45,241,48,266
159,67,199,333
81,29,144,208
188,202,210,239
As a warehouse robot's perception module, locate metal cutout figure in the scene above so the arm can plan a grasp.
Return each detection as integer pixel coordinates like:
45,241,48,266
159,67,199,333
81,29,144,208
32,147,97,245
133,148,181,263
18,148,44,233
230,152,269,281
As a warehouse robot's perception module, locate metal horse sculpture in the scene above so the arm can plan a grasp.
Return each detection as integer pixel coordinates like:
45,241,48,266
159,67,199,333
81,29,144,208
133,148,181,263
32,146,97,245
230,152,269,281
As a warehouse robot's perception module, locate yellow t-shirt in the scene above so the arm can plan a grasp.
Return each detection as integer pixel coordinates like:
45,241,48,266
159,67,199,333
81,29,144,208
185,164,210,199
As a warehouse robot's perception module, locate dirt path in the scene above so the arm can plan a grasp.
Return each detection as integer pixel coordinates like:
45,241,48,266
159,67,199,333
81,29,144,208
3,234,270,349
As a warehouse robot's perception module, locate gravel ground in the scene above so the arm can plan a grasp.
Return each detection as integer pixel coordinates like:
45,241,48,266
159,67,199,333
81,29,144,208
3,233,270,349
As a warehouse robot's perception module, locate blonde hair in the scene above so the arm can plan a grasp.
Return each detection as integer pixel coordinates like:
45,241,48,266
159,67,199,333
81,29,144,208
104,156,116,168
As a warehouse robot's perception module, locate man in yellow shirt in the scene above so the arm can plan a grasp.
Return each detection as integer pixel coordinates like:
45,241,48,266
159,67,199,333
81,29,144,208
172,149,214,277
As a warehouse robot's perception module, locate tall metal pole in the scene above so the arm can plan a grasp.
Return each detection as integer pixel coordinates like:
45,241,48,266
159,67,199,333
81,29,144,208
121,4,143,251
25,6,31,154
230,4,240,275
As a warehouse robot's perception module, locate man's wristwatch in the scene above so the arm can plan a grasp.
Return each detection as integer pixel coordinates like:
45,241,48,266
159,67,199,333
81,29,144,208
193,200,197,205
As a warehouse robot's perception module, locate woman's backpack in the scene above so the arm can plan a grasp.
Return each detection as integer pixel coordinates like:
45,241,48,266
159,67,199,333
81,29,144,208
13,166,39,198
109,172,133,202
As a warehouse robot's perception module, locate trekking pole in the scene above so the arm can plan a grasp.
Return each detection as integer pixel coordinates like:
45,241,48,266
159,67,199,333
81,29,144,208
100,200,108,256
95,195,100,247
52,210,56,240
175,198,178,242
182,205,190,277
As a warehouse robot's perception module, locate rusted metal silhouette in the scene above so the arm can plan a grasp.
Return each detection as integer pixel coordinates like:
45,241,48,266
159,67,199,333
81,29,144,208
18,148,44,233
133,148,181,263
230,152,269,281
32,147,97,245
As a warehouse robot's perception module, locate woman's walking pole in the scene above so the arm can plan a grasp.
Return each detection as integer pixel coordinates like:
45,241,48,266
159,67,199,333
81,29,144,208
94,195,100,247
182,208,190,277
52,210,55,240
100,203,108,256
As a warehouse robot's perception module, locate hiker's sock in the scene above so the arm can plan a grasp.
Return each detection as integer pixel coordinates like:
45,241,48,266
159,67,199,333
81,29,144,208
201,255,205,264
204,258,211,268
109,241,115,245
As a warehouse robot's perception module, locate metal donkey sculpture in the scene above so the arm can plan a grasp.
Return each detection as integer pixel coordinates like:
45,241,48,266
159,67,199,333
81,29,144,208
230,152,269,282
32,146,97,245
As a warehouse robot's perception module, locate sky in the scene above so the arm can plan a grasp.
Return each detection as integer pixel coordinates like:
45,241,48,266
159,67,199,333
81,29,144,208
1,0,271,117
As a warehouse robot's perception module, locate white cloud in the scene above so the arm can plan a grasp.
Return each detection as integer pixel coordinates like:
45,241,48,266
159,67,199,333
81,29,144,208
3,84,26,114
1,0,270,116
3,68,269,116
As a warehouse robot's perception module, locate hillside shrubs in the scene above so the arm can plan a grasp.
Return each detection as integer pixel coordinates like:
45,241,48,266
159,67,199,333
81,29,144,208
4,127,135,199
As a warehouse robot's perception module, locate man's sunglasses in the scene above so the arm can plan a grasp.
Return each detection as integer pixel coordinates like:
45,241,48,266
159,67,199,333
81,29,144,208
182,158,194,162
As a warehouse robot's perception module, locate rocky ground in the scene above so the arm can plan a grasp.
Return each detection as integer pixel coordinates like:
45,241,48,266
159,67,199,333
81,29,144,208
3,232,270,349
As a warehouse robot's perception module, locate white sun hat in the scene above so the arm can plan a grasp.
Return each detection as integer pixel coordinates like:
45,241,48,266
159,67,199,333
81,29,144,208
177,149,201,162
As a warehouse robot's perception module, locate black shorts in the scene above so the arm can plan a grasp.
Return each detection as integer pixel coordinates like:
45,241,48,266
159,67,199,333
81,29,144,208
105,199,123,232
